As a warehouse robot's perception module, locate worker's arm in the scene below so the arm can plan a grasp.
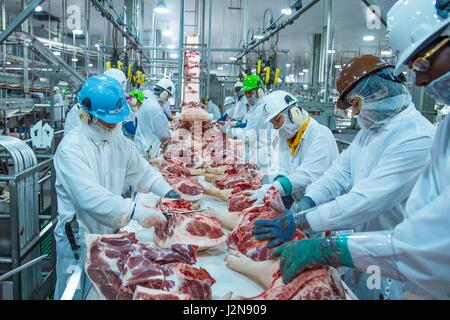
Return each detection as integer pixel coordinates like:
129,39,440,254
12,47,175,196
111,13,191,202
124,141,173,197
304,144,354,206
153,111,171,140
305,134,432,232
285,135,338,197
54,146,132,229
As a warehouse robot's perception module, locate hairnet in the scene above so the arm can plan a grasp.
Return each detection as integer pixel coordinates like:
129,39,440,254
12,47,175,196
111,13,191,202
346,67,412,130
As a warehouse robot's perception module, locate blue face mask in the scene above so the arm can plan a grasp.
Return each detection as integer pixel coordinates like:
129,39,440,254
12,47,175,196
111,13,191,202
425,71,450,105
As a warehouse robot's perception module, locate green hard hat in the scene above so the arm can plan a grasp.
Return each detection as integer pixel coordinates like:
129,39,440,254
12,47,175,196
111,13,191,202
130,89,144,103
241,75,263,92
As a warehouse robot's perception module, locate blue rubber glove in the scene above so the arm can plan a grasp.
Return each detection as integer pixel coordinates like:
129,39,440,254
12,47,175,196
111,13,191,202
217,113,229,122
272,237,355,284
252,209,296,248
164,189,181,199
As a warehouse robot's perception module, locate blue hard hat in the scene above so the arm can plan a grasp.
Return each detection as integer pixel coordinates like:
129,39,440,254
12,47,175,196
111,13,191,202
77,74,130,124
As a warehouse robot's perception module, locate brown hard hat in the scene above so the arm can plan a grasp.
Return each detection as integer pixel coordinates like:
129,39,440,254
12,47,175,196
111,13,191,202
336,55,394,110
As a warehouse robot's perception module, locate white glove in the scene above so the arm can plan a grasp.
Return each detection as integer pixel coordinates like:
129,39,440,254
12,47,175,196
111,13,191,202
131,202,167,228
249,182,283,205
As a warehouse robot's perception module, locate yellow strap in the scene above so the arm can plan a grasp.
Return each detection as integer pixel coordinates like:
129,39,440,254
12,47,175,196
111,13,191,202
287,116,311,156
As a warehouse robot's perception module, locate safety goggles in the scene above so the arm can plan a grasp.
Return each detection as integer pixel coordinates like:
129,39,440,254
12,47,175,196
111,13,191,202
411,37,450,72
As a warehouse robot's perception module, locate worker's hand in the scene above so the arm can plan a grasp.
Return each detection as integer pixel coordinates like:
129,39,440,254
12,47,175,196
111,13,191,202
160,138,171,153
248,184,271,205
252,209,296,248
290,196,316,213
272,237,355,284
272,239,323,284
132,203,167,228
248,182,284,205
164,189,181,199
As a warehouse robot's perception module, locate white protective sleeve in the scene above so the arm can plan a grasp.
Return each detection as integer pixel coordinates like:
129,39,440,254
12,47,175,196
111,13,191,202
124,145,173,197
305,144,353,206
305,135,432,232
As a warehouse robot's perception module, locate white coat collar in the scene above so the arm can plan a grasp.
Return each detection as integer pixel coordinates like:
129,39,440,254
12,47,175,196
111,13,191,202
79,120,121,145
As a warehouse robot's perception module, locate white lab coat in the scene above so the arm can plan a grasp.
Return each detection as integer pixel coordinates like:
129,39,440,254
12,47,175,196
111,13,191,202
233,95,248,120
162,101,172,120
348,115,450,299
208,100,221,119
134,94,171,159
303,104,435,299
276,116,339,203
64,104,80,136
304,104,435,233
224,102,236,119
54,93,65,123
53,121,172,299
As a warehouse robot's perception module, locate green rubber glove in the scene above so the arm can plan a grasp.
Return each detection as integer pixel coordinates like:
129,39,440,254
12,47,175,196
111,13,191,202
272,237,354,284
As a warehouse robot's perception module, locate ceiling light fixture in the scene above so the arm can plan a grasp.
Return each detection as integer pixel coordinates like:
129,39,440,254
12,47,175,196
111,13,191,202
328,49,336,54
363,35,375,41
88,63,93,67
71,57,78,62
170,53,178,59
381,49,393,56
53,51,61,56
35,6,42,12
299,72,304,75
334,65,341,69
166,44,176,49
281,8,292,15
286,64,291,67
154,0,169,13
217,66,223,71
229,57,237,61
162,30,173,36
254,35,264,40
72,29,83,35
302,69,309,72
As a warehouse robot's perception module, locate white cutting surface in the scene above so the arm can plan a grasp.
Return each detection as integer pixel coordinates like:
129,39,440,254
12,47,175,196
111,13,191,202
86,179,356,300
86,193,265,300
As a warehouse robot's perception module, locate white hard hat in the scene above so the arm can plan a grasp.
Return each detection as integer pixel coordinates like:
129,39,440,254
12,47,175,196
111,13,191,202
234,82,243,89
54,86,60,92
103,68,127,90
263,90,298,123
156,78,175,96
224,96,235,106
387,0,449,75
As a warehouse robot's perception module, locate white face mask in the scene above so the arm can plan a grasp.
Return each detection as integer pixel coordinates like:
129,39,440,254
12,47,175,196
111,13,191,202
247,95,257,107
425,71,450,105
88,119,119,142
279,119,299,138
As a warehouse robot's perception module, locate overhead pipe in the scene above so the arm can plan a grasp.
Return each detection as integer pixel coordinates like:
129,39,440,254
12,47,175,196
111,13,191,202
234,0,320,63
89,0,151,63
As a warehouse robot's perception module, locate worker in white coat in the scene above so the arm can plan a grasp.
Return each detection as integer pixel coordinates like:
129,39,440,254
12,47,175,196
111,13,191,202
54,75,181,299
262,0,450,300
64,68,128,136
232,81,248,121
253,55,436,299
134,79,174,159
248,90,339,211
207,98,221,120
217,96,235,121
53,87,65,128
122,89,144,139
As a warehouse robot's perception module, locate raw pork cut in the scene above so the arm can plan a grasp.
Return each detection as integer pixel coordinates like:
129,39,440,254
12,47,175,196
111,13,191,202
225,187,346,300
154,211,226,250
227,187,295,261
85,233,216,300
224,249,345,300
